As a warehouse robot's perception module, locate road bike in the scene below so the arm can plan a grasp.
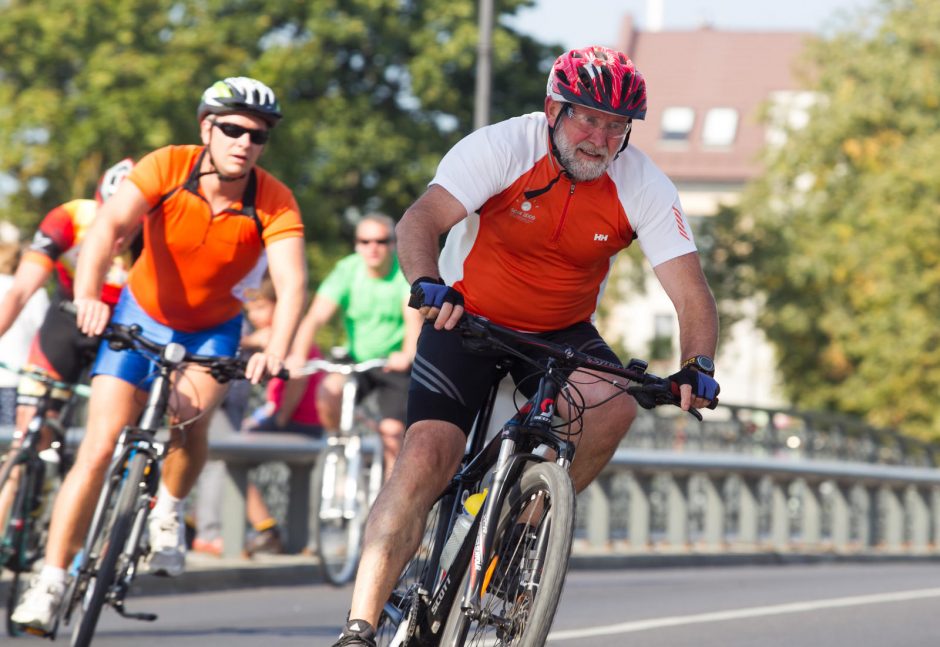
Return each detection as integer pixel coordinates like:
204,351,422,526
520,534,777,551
52,321,286,647
376,314,715,646
297,356,388,586
0,363,87,638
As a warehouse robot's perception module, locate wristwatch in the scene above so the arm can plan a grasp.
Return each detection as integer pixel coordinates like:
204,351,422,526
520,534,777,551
681,355,715,377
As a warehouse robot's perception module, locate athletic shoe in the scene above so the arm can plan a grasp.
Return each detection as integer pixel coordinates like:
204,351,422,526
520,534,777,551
245,527,284,556
10,577,65,632
144,511,186,576
331,618,377,646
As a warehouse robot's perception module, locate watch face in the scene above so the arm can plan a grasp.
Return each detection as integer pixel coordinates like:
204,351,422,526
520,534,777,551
697,356,715,373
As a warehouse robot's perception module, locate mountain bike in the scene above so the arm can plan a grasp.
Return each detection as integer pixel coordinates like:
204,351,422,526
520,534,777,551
0,363,88,638
53,321,286,647
297,356,388,586
376,314,715,646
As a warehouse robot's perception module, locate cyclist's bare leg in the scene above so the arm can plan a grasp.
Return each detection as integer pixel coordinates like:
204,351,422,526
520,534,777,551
348,420,465,627
558,368,638,493
160,366,230,498
377,417,404,478
316,372,345,431
43,376,145,568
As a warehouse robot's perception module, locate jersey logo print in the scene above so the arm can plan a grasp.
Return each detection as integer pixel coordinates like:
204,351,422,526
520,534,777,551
593,233,609,241
32,231,54,248
673,206,690,241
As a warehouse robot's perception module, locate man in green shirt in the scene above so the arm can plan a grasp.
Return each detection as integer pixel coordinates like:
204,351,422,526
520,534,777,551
283,213,421,475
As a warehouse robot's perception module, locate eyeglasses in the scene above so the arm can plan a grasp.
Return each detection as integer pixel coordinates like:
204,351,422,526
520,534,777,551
211,120,270,145
564,105,631,139
356,238,391,246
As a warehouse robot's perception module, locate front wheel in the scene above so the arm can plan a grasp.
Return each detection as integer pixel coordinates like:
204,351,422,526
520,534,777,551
69,453,146,647
312,439,375,586
439,462,575,647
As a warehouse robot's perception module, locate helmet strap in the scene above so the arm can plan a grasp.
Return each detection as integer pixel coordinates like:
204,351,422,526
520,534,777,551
548,105,575,179
613,120,633,161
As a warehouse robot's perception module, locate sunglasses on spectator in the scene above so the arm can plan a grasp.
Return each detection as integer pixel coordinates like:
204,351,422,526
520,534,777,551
356,238,391,246
211,120,270,145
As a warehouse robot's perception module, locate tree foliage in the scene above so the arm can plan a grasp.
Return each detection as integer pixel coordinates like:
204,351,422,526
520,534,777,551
708,0,940,438
0,0,558,279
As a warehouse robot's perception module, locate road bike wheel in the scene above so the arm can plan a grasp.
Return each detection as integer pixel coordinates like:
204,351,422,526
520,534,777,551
375,491,456,647
312,442,371,586
5,568,28,637
69,453,146,647
438,462,575,647
4,457,42,638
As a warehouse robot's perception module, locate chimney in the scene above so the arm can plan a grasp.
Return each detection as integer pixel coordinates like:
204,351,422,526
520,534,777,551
647,0,664,32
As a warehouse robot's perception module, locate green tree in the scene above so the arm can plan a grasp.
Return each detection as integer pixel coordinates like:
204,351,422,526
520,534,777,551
712,0,940,438
0,0,557,276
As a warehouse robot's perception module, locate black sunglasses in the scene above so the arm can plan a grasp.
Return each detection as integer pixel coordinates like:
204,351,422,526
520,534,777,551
211,120,270,145
356,238,391,246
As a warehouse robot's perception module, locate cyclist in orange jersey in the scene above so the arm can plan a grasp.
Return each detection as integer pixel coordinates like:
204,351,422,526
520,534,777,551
334,46,720,645
13,77,306,633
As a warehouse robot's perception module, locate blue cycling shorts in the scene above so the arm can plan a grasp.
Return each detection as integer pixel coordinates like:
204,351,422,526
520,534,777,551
92,287,243,390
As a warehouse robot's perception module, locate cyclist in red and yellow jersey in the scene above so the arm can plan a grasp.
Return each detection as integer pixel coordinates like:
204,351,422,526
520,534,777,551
0,159,135,527
13,77,307,632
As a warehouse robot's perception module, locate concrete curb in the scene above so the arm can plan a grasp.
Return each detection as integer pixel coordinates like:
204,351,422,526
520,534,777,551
6,550,940,600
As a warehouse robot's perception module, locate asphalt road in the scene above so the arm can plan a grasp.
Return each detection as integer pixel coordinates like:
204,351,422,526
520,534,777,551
39,562,940,646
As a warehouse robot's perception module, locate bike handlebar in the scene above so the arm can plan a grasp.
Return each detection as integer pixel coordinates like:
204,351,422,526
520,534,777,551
292,357,388,377
456,313,717,421
0,360,92,399
101,323,289,383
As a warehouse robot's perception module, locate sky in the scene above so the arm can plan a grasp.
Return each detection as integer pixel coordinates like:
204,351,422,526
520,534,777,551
508,0,878,51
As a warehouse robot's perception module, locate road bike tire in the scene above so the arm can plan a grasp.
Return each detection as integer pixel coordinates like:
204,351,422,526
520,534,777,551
4,457,42,638
312,442,372,586
69,453,146,647
438,462,575,647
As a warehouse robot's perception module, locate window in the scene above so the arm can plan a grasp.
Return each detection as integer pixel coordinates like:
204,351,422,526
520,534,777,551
702,107,738,147
660,107,694,142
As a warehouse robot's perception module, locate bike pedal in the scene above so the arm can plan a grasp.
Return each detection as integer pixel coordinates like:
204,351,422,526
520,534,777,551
115,602,158,622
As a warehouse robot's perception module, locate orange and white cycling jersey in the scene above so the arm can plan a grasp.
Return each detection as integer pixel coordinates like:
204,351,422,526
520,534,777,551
127,145,303,332
24,199,132,305
434,112,697,332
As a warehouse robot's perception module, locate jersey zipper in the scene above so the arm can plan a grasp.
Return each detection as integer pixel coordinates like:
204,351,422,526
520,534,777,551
550,182,576,243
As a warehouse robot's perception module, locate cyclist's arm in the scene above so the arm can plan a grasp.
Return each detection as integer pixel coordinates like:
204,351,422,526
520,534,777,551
396,185,469,330
245,236,306,384
74,181,149,335
277,292,338,424
0,258,51,338
653,251,719,408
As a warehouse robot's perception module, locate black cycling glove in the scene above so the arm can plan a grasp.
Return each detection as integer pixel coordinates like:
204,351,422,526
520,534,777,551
668,367,720,402
408,276,465,310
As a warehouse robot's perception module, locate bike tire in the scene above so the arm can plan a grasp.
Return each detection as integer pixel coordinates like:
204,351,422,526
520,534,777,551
69,453,146,647
438,462,575,647
312,442,371,586
5,568,28,637
4,458,41,638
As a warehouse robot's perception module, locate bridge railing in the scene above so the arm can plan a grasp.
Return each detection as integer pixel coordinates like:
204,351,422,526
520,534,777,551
3,403,939,558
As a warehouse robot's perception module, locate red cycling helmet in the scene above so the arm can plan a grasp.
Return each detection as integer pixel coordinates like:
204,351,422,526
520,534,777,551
546,46,647,119
95,158,135,204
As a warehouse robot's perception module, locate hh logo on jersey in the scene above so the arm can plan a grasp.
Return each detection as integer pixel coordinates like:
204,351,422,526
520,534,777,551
593,233,609,242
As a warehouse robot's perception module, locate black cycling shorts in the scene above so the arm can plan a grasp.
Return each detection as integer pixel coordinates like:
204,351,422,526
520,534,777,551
16,296,100,408
406,320,620,435
359,367,410,425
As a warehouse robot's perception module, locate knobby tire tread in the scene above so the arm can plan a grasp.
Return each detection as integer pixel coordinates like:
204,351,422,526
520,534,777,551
438,462,575,647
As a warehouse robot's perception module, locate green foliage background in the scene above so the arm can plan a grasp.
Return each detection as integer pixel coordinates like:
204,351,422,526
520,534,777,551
704,0,940,439
0,0,558,286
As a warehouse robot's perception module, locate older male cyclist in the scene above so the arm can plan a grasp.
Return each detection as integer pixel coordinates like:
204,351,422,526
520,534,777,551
333,46,720,645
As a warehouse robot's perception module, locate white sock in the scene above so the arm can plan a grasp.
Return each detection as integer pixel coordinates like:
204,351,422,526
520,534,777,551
38,565,67,586
152,482,183,519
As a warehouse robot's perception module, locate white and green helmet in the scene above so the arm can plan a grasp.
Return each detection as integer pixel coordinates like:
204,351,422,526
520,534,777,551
197,76,283,126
